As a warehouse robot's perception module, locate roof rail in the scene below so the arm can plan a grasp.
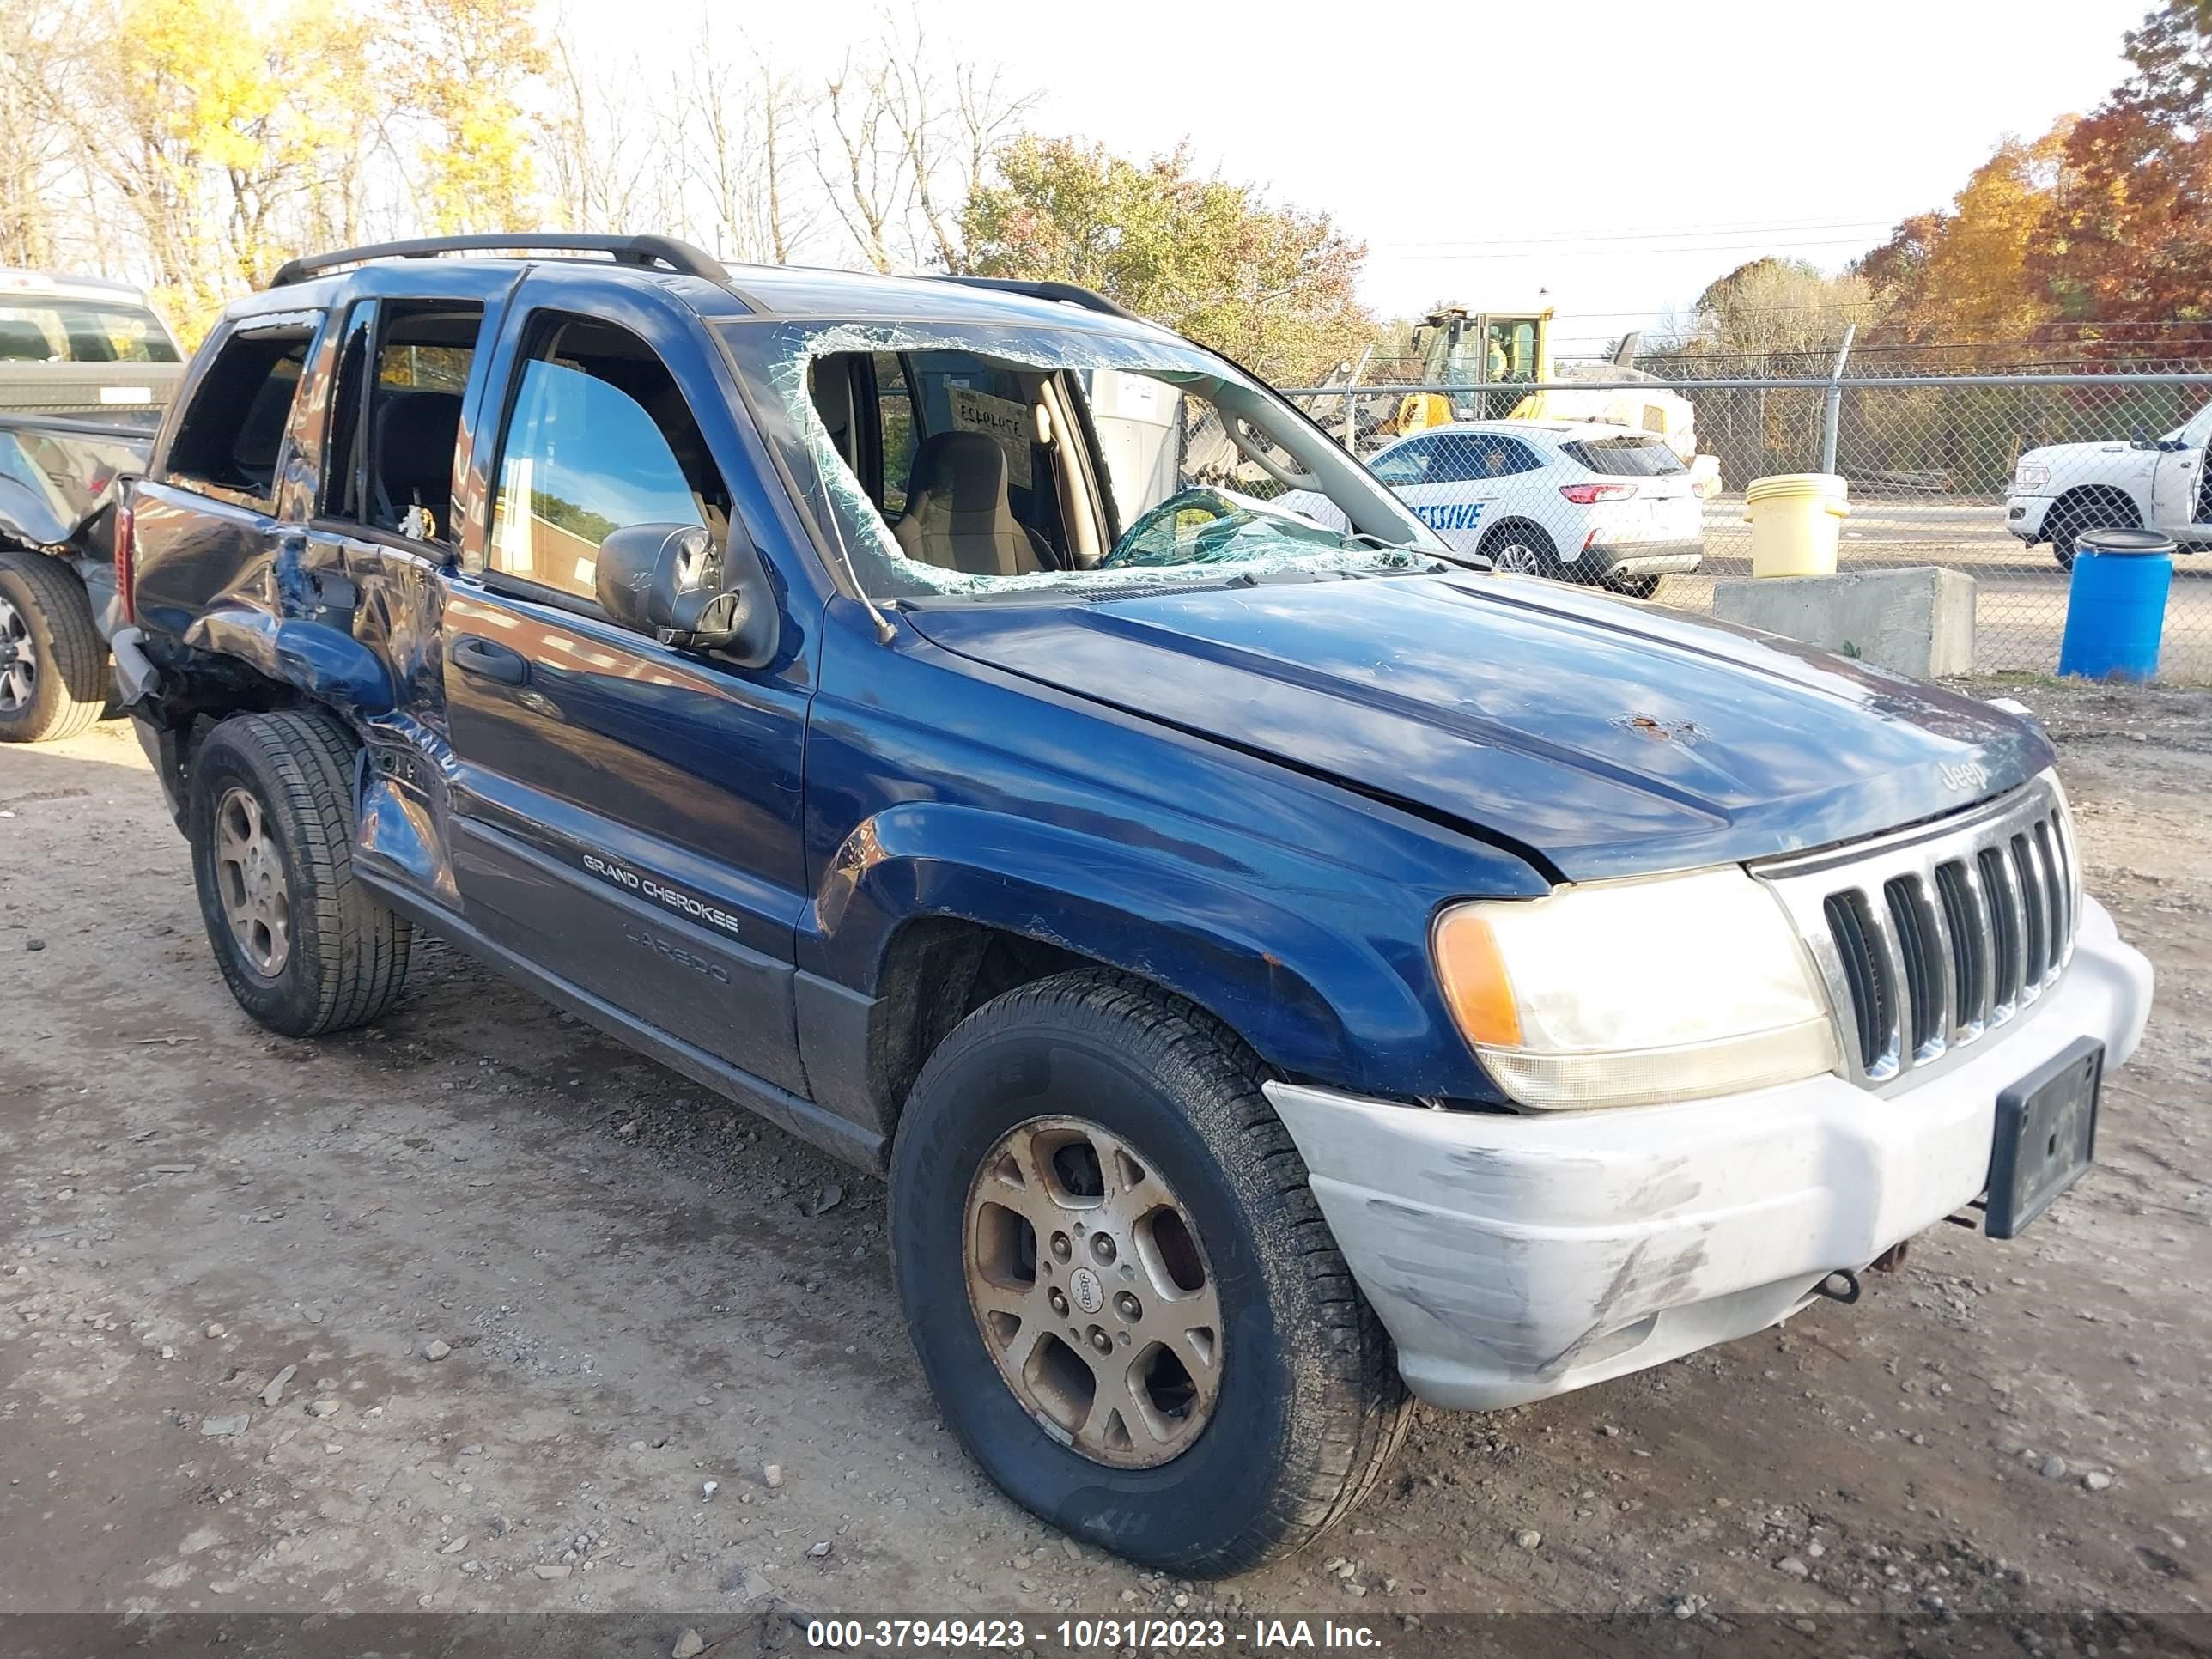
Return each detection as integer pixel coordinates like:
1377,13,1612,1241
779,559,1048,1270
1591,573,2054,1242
934,275,1147,325
269,234,730,289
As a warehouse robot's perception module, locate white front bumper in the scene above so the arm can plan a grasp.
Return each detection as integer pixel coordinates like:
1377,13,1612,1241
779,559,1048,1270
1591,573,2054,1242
1265,896,2154,1411
2008,493,2054,539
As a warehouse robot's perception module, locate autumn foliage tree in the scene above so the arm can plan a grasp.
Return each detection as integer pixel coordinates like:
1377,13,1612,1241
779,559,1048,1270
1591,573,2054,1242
959,137,1373,383
1860,2,2212,358
2034,3,2212,331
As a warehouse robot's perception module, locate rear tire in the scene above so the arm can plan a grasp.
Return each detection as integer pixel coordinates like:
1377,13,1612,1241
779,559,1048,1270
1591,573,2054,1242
1607,573,1664,599
0,550,107,743
1479,520,1559,580
889,970,1411,1577
187,709,412,1036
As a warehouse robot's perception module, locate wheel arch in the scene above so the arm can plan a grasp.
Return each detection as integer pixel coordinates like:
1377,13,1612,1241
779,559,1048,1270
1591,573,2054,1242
855,916,1261,1147
2048,482,2145,532
1476,515,1560,571
799,803,1503,1139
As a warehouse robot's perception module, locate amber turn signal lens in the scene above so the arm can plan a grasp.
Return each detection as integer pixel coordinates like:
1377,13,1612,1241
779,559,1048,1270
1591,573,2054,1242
1432,907,1522,1048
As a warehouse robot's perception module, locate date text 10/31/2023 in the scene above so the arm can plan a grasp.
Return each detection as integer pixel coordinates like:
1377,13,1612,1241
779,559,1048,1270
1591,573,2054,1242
804,1619,1386,1650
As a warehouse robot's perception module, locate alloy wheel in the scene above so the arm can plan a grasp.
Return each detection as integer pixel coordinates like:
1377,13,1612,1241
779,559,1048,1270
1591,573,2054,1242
1492,543,1544,574
214,786,291,975
963,1115,1224,1469
0,594,35,713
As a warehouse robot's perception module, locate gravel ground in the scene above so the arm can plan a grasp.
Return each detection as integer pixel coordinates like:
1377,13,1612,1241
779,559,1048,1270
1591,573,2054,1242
1,684,2207,1651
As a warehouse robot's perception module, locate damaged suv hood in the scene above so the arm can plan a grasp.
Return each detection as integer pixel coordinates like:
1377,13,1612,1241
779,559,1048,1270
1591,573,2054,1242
904,574,2053,881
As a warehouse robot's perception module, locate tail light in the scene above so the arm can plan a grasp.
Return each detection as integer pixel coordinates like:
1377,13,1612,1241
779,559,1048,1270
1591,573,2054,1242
113,497,136,625
1559,483,1637,504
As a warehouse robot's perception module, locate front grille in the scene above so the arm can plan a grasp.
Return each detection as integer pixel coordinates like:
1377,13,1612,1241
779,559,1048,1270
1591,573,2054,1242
1756,773,2081,1085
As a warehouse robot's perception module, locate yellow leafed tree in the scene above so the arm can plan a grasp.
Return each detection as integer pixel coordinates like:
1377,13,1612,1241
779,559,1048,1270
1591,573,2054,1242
399,0,550,235
1879,126,2073,350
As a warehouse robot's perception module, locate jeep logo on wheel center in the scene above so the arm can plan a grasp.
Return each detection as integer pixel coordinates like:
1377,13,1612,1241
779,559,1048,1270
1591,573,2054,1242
1070,1266,1103,1315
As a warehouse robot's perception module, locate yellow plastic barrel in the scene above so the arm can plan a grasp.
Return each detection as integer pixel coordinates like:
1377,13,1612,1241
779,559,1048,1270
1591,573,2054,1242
1744,472,1850,577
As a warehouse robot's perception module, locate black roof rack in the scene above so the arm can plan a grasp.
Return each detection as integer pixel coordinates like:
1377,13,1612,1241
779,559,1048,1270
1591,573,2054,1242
934,275,1147,325
269,234,730,289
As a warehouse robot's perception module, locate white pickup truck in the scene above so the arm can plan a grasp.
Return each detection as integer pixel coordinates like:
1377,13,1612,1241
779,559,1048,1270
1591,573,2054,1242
2008,398,2212,568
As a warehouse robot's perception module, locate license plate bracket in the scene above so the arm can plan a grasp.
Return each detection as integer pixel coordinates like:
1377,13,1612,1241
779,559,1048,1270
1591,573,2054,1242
1985,1036,2104,1239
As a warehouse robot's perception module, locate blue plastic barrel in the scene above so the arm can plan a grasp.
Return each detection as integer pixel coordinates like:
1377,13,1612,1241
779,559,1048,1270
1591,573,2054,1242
2058,528,2173,683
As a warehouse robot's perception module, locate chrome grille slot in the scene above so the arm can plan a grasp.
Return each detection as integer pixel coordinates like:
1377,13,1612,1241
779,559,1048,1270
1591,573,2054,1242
2011,831,2047,987
1824,890,1890,1073
1931,860,1988,1036
1884,874,1947,1057
1978,844,2022,1011
1756,772,2081,1089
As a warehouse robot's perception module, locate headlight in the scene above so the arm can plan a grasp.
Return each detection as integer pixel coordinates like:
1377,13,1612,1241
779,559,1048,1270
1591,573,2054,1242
1432,867,1838,1109
2014,464,2051,488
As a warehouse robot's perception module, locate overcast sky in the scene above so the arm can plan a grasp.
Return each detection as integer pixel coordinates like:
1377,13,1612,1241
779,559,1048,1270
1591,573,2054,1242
575,0,2148,347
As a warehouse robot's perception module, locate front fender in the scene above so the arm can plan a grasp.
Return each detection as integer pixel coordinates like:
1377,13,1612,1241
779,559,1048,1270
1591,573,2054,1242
804,799,1516,1101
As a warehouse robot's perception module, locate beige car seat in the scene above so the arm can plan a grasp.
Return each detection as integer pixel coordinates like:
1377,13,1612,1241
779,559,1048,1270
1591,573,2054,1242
893,431,1050,576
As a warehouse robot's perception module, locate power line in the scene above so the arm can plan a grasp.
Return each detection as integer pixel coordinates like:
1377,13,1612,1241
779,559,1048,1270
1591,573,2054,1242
1372,216,1900,252
1386,237,1886,263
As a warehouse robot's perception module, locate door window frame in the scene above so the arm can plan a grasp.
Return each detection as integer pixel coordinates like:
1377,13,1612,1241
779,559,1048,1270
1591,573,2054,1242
478,307,731,617
306,293,491,562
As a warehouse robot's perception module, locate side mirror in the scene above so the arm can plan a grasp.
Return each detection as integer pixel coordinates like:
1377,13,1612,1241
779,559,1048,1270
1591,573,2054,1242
594,521,778,668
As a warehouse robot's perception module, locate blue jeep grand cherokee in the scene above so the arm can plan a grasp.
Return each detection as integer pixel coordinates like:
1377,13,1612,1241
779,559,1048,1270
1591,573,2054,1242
110,235,2154,1575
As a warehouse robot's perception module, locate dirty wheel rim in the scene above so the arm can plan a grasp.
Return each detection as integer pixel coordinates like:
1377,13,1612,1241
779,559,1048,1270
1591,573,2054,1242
963,1115,1224,1469
0,594,33,714
214,786,290,975
1491,543,1543,574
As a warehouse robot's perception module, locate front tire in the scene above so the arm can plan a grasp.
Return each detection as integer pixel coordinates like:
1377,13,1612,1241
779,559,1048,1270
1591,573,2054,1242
187,709,412,1036
2047,496,2138,572
0,550,107,743
889,970,1410,1577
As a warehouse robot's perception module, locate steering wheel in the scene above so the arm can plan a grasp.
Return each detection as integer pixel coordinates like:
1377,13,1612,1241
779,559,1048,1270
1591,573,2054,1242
1100,488,1248,568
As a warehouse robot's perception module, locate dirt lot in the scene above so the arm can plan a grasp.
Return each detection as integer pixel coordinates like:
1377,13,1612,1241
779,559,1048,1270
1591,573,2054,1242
2,684,2208,1650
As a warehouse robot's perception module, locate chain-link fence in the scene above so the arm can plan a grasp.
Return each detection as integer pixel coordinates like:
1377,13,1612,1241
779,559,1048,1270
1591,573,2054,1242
1274,369,2212,684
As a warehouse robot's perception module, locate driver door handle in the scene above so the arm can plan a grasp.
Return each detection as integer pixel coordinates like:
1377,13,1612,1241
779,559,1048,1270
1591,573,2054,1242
451,635,528,685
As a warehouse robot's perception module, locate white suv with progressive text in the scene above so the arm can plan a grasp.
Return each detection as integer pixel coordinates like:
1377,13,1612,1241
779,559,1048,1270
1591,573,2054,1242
1281,419,1703,598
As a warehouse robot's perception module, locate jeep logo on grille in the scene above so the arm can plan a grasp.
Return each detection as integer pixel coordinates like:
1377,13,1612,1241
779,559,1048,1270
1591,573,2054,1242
1939,760,1991,793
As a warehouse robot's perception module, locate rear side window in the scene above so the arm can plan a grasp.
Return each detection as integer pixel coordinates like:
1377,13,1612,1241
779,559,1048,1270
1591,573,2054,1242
1425,433,1543,484
165,323,317,510
1563,436,1685,477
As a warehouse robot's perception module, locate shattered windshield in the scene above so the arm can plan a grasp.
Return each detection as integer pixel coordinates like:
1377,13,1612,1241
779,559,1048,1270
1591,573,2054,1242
717,318,1449,600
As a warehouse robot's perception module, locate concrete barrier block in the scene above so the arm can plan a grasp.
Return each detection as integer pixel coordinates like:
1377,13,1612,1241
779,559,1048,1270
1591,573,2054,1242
1713,565,1976,678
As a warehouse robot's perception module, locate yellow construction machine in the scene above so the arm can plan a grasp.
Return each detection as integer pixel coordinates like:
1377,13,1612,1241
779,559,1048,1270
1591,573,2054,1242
1387,303,1553,435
